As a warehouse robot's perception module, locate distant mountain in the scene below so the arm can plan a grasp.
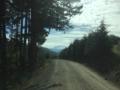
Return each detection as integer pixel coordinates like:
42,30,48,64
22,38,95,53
39,46,56,54
50,45,65,53
38,46,58,58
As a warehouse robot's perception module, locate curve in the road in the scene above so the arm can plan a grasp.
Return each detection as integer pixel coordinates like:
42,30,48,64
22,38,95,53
48,59,119,90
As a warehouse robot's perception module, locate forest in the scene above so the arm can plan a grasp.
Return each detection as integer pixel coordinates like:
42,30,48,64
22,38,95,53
0,0,82,90
60,21,120,84
0,0,120,90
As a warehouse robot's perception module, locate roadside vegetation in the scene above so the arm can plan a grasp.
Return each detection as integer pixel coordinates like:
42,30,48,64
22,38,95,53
1,0,120,89
60,21,120,86
0,0,82,90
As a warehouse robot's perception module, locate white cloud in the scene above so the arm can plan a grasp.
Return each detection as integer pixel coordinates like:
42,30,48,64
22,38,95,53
42,0,120,49
42,27,90,49
71,0,120,35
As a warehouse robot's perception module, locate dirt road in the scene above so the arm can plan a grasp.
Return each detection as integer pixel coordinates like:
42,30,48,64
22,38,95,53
47,59,119,90
22,59,119,90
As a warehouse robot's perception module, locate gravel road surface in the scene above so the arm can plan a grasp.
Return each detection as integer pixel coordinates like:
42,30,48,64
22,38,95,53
47,59,119,90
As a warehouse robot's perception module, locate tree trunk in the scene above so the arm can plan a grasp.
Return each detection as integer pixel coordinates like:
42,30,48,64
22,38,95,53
24,12,29,66
19,13,25,69
28,1,37,67
0,0,8,89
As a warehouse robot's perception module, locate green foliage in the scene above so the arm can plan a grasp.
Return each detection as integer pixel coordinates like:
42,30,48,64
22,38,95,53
0,0,82,89
60,21,120,73
108,35,120,46
85,21,111,58
29,0,83,42
38,47,57,66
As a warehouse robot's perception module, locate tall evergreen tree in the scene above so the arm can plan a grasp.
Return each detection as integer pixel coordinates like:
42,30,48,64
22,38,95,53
29,0,83,65
0,0,8,89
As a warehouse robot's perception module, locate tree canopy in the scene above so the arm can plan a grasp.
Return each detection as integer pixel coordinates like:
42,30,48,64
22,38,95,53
0,0,83,89
60,21,120,73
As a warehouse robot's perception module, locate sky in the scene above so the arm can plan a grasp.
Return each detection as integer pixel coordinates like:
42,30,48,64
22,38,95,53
42,0,120,51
